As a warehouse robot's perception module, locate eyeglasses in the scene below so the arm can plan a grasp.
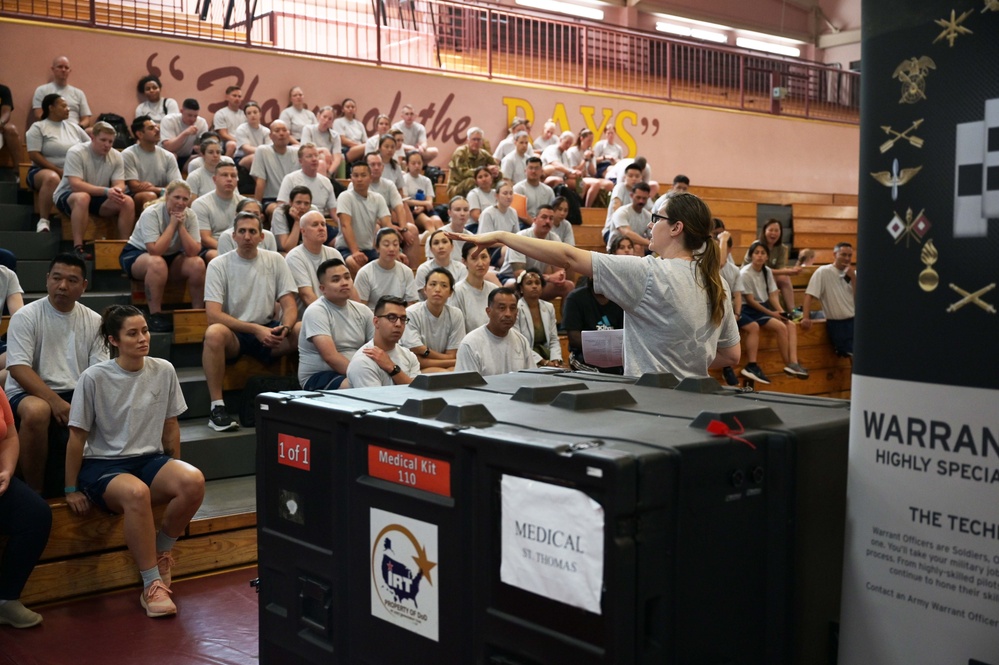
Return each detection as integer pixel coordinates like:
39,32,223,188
650,212,671,225
378,313,409,325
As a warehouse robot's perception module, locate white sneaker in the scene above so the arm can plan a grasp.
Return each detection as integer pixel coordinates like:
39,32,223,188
36,219,50,233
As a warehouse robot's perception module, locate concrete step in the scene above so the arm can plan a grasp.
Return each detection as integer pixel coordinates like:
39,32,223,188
12,259,50,292
0,181,18,204
22,290,130,312
179,420,256,481
2,230,60,260
0,203,34,231
177,366,211,421
88,267,131,292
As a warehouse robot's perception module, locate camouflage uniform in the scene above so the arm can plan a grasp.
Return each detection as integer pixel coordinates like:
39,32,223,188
446,145,497,199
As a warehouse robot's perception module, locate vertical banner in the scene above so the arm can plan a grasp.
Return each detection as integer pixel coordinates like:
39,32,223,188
840,1,999,662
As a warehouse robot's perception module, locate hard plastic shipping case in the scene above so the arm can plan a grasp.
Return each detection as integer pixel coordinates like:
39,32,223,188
254,371,849,665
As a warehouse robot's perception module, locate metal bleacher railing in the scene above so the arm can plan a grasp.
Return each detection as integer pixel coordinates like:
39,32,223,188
1,0,859,124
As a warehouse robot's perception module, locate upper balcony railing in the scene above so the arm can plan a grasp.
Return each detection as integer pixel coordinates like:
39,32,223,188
1,0,859,124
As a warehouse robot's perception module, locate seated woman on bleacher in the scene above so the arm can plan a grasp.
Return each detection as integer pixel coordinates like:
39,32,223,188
119,181,206,333
743,219,802,316
401,267,465,372
134,75,178,124
0,386,52,629
514,268,563,368
549,196,575,246
25,93,90,233
65,305,205,619
185,137,223,199
739,241,809,380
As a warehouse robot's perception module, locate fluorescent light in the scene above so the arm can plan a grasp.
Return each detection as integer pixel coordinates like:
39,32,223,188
738,28,805,45
515,0,604,20
736,37,801,57
655,13,731,31
690,28,728,43
656,22,728,43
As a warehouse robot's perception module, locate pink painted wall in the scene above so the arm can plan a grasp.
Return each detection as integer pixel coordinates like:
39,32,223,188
1,21,859,194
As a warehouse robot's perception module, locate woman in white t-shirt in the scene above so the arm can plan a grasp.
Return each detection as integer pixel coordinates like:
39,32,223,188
334,98,368,163
134,75,179,123
25,94,89,232
278,86,316,143
65,304,205,619
402,151,442,233
449,192,740,378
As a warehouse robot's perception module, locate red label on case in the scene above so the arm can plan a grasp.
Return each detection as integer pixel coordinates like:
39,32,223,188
277,434,311,471
368,445,451,497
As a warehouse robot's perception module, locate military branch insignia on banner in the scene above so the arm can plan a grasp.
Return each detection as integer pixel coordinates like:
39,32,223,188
933,9,974,46
871,159,922,200
892,56,935,103
880,119,924,153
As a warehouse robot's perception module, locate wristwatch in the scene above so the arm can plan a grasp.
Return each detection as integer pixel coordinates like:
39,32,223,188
388,364,402,377
422,348,431,358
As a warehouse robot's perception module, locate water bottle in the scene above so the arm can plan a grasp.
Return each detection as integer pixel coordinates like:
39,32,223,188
415,189,426,201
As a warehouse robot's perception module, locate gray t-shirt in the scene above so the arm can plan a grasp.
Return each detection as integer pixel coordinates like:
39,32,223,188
136,98,179,123
25,119,89,168
159,113,210,158
476,205,520,235
500,151,529,184
606,204,652,250
551,220,575,246
270,203,321,240
354,261,419,309
122,144,182,186
298,297,374,386
205,249,297,324
335,189,389,251
69,357,186,459
53,143,125,201
450,279,497,333
513,181,555,218
346,340,421,388
333,117,367,144
500,228,560,275
466,187,497,213
32,82,91,124
392,120,428,147
455,325,533,376
739,263,778,303
285,244,345,311
0,266,24,305
592,253,739,378
4,298,107,398
277,169,336,214
249,144,301,199
279,107,317,140
301,125,342,154
234,123,271,158
192,191,243,240
213,106,246,133
404,301,465,353
126,202,200,253
805,263,855,320
185,166,216,198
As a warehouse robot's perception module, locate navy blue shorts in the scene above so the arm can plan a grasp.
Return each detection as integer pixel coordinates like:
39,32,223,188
738,308,772,329
119,244,179,279
26,165,44,190
303,370,346,391
78,453,174,513
56,191,108,217
232,320,282,364
9,390,73,428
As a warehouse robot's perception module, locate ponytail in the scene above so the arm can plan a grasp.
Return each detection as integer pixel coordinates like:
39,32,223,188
665,193,726,326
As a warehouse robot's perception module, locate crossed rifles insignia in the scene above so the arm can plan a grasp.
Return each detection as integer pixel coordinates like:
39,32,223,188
893,57,936,104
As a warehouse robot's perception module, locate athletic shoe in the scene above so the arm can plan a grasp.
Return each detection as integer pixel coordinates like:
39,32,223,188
140,580,176,618
784,362,810,379
722,366,738,386
72,244,93,261
147,312,173,333
157,551,176,588
35,219,50,233
208,405,239,432
0,601,43,628
789,307,804,322
740,363,771,384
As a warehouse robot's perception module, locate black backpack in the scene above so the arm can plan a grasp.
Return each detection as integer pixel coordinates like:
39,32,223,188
96,113,133,150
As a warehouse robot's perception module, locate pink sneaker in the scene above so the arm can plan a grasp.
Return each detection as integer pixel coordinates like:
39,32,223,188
140,580,176,618
157,551,176,588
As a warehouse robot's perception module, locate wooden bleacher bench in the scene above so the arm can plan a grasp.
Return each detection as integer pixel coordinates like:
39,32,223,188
0,495,257,606
1,315,9,336
172,309,297,391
